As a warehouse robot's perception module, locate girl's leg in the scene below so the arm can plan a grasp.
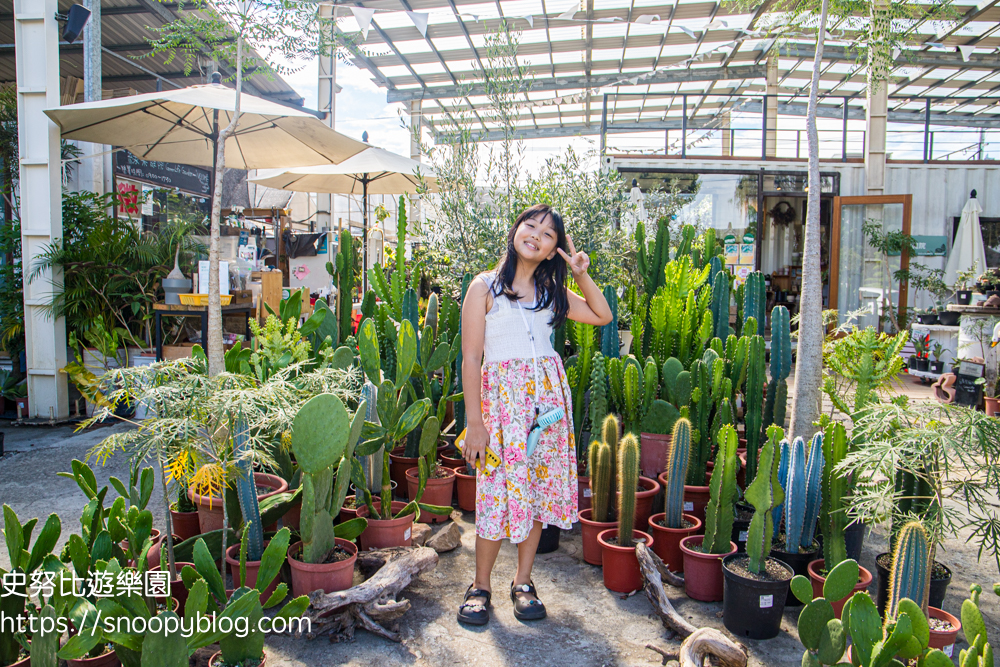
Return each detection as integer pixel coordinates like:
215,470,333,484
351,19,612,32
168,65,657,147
513,520,543,586
474,535,503,592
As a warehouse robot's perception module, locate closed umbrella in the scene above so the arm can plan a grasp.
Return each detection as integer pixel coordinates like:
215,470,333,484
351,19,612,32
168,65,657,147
944,190,988,289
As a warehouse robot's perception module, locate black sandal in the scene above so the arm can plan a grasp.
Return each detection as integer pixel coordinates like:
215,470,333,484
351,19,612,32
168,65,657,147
510,580,547,621
457,584,492,626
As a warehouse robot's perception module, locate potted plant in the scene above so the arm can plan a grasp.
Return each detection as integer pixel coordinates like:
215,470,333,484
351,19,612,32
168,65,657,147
638,395,680,479
770,433,822,607
597,434,654,593
722,424,793,639
579,416,617,565
976,267,1000,297
170,483,201,541
916,308,939,326
647,418,702,573
955,262,978,305
930,342,947,374
455,463,477,512
913,335,930,372
404,416,456,524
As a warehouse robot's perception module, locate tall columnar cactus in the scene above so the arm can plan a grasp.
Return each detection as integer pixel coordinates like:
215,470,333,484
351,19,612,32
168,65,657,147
887,521,933,618
687,355,713,485
424,292,439,339
743,271,765,337
590,439,613,523
663,418,692,529
745,331,766,484
821,421,849,570
710,270,730,342
333,228,356,344
233,419,264,561
623,361,642,435
676,224,696,258
764,305,792,431
725,334,748,399
572,321,597,444
601,285,619,358
589,350,608,437
393,195,408,308
636,217,671,357
602,414,621,498
617,434,640,547
773,438,791,530
783,435,824,553
703,424,739,554
745,425,785,574
708,256,723,285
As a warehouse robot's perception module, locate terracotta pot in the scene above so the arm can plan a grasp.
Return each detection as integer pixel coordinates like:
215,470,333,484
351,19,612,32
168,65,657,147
282,504,301,531
455,469,477,512
927,606,961,654
389,448,419,499
598,529,655,593
661,470,712,524
286,539,357,597
632,476,659,530
152,561,194,611
807,559,873,618
647,513,702,574
67,649,119,667
357,501,414,550
440,454,466,470
679,535,736,602
639,432,672,479
404,467,456,524
208,651,264,667
985,396,1000,417
121,528,160,556
188,473,288,533
225,543,280,601
340,496,360,522
170,509,201,541
578,508,616,565
146,534,182,571
577,475,592,512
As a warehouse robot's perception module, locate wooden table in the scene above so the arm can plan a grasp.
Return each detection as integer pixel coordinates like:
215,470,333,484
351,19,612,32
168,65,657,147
153,303,254,361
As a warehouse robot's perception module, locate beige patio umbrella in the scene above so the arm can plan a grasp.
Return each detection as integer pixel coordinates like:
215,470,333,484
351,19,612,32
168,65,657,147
944,190,989,288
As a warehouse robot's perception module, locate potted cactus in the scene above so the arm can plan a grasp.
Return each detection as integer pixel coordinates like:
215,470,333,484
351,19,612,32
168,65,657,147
597,433,654,593
578,416,618,565
647,418,701,573
722,424,793,639
930,342,947,373
679,424,739,602
961,583,993,665
638,396,680,479
404,416,456,524
285,393,368,597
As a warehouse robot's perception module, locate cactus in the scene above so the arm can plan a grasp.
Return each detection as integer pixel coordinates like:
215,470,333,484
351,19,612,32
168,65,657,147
961,585,994,667
725,334,748,399
686,356,713,485
602,414,621,496
601,285,620,358
710,270,730,342
703,424,739,554
414,416,442,503
676,224,696,258
772,438,790,530
590,440,613,523
887,521,932,618
821,421,849,570
661,356,683,402
743,271,765,336
640,399,679,436
402,288,419,350
663,418,692,529
623,361,641,435
589,351,608,437
571,321,596,444
424,292,439,339
636,216,671,357
745,333,766,483
393,195,408,310
233,419,264,561
333,228,356,344
617,434,640,547
708,256,723,285
764,305,792,431
745,425,785,574
783,435,824,553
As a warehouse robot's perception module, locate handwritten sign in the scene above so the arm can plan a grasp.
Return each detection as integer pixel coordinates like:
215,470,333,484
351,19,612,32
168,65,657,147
114,150,212,196
954,360,984,408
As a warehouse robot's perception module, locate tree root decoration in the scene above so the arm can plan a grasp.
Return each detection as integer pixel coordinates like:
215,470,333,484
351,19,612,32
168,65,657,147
678,629,747,667
636,543,697,638
295,546,438,643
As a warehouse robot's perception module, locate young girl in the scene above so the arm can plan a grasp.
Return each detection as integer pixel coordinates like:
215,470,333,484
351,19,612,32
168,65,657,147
458,204,612,625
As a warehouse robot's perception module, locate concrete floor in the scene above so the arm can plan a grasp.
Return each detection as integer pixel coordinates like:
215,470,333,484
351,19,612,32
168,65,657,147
1,373,997,667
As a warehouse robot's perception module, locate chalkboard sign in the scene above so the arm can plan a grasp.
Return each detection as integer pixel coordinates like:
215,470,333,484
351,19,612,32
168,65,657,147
954,360,984,408
114,150,212,196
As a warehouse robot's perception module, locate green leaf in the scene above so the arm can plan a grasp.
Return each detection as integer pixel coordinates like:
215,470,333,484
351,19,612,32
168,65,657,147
141,611,189,667
358,319,381,384
291,393,350,474
823,559,859,603
192,538,227,604
418,416,440,459
417,503,452,516
255,528,290,596
3,505,24,571
108,476,130,502
273,595,310,626
799,599,836,651
27,514,61,573
816,619,846,665
922,649,956,667
897,598,929,651
391,399,430,442
262,582,290,609
791,575,815,605
848,593,882,667
138,468,154,510
333,517,367,542
184,578,209,619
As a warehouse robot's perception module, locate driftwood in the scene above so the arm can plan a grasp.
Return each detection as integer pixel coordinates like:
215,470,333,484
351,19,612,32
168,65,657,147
678,629,748,667
636,543,697,637
296,546,438,642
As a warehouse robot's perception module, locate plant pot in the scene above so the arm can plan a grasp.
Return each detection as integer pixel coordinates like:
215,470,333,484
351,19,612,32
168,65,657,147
658,471,712,523
67,648,120,667
845,520,866,561
807,558,872,618
927,606,961,654
286,539,357,597
958,290,972,305
679,535,736,602
439,454,466,470
121,528,161,561
938,311,960,326
597,529,654,593
875,553,952,616
146,533,182,571
282,503,301,531
151,561,194,611
915,358,930,372
633,476,659,530
225,543,281,600
389,447,419,499
917,313,939,325
340,496,360,523
722,554,793,639
648,512,701,573
404,467,456,523
732,502,753,552
357,501,414,550
208,651,265,667
170,508,201,541
909,355,918,369
639,432,671,479
577,475,592,512
537,524,561,554
985,396,1000,417
578,508,616,565
770,540,820,607
188,473,288,533
930,360,945,373
455,469,477,512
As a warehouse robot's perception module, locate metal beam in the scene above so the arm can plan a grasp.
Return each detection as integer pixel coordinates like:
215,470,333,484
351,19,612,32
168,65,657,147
777,43,1000,70
386,65,766,102
737,99,1000,129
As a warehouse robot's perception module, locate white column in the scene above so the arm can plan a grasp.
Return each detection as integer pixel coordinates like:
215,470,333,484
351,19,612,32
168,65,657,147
316,2,335,232
866,0,889,196
15,0,68,419
766,52,777,158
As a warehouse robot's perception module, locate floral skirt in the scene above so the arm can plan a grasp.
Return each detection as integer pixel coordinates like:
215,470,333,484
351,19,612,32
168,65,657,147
476,355,578,543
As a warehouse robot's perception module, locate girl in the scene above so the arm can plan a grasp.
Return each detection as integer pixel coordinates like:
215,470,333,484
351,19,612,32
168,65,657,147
458,204,612,625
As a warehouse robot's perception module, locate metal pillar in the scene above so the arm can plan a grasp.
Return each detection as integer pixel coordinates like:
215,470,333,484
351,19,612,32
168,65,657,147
81,0,104,195
316,2,336,233
408,99,421,235
721,111,731,157
765,53,778,158
600,94,608,155
761,95,768,160
865,83,888,195
15,0,68,419
681,95,687,158
923,98,931,163
842,98,849,162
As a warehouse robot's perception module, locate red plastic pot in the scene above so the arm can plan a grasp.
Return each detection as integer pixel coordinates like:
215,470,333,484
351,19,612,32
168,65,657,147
67,649,119,667
188,473,288,533
639,432,672,479
357,501,415,550
577,475,592,512
282,504,301,531
647,512,701,574
146,533,181,571
389,448,418,499
679,535,736,602
807,559,873,618
598,529,654,593
660,471,711,524
340,496,360,522
170,508,201,541
208,651,265,667
439,454,466,470
151,561,194,611
286,539,357,597
986,397,1000,417
405,467,456,523
928,607,961,654
578,508,616,565
225,543,280,601
633,476,659,530
455,469,477,512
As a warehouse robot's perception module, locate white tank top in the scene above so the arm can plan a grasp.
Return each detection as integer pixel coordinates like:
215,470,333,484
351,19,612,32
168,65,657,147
481,274,558,364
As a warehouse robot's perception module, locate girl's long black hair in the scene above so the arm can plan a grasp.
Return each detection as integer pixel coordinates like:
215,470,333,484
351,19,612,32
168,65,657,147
490,203,569,329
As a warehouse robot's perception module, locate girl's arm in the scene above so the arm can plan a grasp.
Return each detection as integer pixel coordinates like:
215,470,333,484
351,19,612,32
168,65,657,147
558,236,613,326
460,277,491,465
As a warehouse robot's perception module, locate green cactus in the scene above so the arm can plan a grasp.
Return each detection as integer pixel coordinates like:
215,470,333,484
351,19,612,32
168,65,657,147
455,273,473,433
617,434,640,547
710,270,730,342
623,361,641,435
887,522,932,618
961,585,994,667
393,195,408,306
703,424,739,554
601,285,620,358
590,440,613,523
640,399,679,436
663,418,691,529
743,271,765,336
745,425,785,574
676,224,696,258
725,334,748,399
602,413,621,495
589,351,608,439
636,217,671,357
687,356,713,485
764,305,792,431
745,332,766,482
821,421,849,570
424,292,439,339
414,416,443,503
572,320,596,444
333,228,356,344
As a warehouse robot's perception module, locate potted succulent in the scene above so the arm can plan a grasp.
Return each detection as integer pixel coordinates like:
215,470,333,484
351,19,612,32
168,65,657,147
913,335,930,372
722,424,793,639
916,307,939,326
647,418,702,573
955,263,978,305
930,342,947,374
597,434,654,593
170,483,201,541
976,267,1000,297
579,416,617,565
404,416,457,524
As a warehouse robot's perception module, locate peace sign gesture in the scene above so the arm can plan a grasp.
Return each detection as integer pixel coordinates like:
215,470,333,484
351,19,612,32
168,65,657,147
557,235,590,277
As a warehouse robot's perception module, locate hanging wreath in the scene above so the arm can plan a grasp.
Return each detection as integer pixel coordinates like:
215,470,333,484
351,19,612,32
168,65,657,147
769,201,796,227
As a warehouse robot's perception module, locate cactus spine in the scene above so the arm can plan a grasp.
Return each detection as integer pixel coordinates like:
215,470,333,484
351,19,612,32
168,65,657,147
743,271,765,336
663,418,692,529
887,521,933,618
617,434,640,547
703,424,739,554
783,435,824,553
601,285,620,358
589,440,613,523
764,305,792,430
710,270,730,342
745,425,785,574
821,421,849,569
745,332,766,482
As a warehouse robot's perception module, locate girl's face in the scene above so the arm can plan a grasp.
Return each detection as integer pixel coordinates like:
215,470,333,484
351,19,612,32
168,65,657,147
513,213,559,264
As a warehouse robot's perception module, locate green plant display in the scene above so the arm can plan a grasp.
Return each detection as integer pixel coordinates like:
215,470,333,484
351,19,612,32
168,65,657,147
702,424,738,554
745,425,785,574
823,327,908,422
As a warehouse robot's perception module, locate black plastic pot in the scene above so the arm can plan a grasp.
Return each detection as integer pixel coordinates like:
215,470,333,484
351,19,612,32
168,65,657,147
537,524,561,554
875,553,952,616
930,360,945,373
845,521,866,561
915,358,930,372
909,356,918,369
722,554,792,640
938,311,960,326
770,541,820,607
957,290,972,305
731,503,754,552
917,313,939,325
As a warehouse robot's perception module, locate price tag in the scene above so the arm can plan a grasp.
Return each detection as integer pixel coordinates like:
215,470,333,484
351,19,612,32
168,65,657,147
739,531,749,542
584,488,592,497
684,501,694,511
404,527,411,541
943,645,954,658
759,595,773,609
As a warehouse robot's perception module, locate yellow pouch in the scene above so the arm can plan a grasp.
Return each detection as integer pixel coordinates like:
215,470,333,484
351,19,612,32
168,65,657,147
457,428,501,474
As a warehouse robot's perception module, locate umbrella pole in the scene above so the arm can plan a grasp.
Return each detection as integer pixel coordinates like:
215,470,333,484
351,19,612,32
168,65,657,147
363,180,368,295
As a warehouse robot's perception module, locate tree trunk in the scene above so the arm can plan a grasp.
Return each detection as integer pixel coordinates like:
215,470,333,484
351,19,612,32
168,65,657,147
788,0,830,442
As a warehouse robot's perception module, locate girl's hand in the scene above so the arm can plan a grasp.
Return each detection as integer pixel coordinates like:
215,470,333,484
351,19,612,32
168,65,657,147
557,236,590,278
463,422,489,467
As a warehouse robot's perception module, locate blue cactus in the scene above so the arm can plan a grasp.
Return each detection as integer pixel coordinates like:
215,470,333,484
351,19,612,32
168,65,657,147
663,418,691,528
710,271,730,343
764,305,791,430
601,285,620,358
708,256,723,286
802,432,824,548
743,271,765,337
782,434,825,553
233,418,264,561
772,438,791,529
